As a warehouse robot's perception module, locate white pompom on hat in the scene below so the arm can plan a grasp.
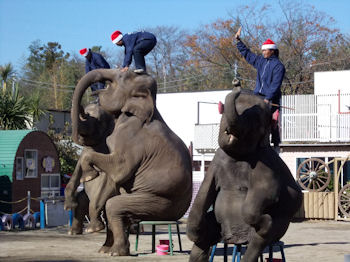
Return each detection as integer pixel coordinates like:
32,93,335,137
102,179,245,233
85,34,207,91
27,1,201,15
111,30,123,44
79,48,89,56
261,39,277,50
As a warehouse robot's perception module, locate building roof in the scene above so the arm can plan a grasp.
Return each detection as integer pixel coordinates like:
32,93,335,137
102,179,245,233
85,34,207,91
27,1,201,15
0,130,33,181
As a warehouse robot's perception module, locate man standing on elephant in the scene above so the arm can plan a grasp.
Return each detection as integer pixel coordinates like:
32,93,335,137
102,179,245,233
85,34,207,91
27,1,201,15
235,27,285,151
80,48,110,92
110,30,157,74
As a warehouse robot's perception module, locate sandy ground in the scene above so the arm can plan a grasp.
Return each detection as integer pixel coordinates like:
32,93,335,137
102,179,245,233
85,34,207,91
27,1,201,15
1,219,350,262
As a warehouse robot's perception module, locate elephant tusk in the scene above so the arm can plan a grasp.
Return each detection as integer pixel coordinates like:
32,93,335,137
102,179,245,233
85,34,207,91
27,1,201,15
228,134,235,144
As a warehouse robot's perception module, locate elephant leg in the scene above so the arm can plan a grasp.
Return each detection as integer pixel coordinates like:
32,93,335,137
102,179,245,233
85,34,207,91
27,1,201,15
69,190,89,235
64,158,83,210
242,217,290,262
85,203,105,233
188,211,221,262
242,184,277,238
85,174,119,233
105,193,178,256
241,232,267,262
189,243,211,262
98,224,114,253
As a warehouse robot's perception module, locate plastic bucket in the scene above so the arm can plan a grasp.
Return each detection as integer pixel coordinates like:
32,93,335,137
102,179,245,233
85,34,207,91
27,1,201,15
156,244,169,255
159,239,169,245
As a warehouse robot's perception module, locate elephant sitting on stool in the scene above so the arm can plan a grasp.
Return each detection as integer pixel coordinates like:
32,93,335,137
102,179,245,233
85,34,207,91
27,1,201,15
187,86,302,262
70,69,193,256
64,103,117,234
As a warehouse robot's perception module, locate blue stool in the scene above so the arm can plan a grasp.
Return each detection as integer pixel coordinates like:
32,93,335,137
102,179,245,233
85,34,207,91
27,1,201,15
267,241,286,262
210,241,285,262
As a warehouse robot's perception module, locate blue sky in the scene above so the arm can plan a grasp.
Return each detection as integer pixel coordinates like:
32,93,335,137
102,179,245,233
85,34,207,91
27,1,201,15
1,0,349,70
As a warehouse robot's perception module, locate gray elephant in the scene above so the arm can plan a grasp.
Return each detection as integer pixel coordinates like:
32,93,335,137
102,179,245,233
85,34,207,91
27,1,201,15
187,86,302,262
64,103,117,234
71,69,193,256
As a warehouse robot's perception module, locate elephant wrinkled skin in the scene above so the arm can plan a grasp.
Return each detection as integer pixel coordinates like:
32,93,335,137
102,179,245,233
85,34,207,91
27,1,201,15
187,87,302,262
71,69,192,256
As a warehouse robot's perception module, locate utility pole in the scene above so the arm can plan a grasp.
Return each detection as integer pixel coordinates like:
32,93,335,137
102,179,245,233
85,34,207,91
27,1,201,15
234,61,238,79
162,63,166,91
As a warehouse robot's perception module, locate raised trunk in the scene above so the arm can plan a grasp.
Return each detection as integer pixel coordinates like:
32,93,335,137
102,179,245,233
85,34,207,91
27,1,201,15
223,86,241,130
71,69,118,143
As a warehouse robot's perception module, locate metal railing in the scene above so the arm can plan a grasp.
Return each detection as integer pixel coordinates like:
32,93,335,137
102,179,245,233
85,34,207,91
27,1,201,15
194,93,350,151
281,93,350,142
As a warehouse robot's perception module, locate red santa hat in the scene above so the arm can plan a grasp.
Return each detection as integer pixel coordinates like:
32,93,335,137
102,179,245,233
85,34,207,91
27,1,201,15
79,48,89,57
111,30,123,44
63,173,72,179
261,39,277,50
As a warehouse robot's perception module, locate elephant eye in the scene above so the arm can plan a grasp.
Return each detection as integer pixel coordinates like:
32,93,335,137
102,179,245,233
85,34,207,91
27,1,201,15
125,111,134,117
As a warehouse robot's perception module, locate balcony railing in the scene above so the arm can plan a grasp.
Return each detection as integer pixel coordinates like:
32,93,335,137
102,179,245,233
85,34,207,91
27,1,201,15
194,93,350,151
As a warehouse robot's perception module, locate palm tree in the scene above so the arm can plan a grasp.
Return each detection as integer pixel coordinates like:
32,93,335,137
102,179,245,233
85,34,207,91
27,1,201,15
0,88,31,130
27,91,47,124
0,63,15,93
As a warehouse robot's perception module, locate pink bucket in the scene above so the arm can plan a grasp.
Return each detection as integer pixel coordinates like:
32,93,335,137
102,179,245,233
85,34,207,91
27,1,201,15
159,239,169,245
156,244,169,255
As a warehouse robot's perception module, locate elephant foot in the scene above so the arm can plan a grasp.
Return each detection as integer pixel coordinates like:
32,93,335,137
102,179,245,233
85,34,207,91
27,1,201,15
68,227,83,235
189,243,210,262
109,245,130,256
64,196,78,210
98,245,111,254
85,220,105,233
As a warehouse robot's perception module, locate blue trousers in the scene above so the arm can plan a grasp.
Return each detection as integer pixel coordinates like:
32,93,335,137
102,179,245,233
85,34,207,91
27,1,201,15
133,38,157,71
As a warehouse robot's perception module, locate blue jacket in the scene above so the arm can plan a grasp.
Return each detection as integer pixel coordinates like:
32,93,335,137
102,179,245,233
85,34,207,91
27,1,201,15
85,50,110,91
237,41,285,104
122,31,156,67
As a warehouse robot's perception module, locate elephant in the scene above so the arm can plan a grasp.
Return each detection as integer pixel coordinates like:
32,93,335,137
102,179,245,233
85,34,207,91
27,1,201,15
70,69,193,256
186,85,302,262
64,103,117,234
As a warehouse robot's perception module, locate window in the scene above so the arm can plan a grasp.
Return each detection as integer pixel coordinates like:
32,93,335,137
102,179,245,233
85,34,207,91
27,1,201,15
24,149,38,178
41,173,61,198
15,157,24,180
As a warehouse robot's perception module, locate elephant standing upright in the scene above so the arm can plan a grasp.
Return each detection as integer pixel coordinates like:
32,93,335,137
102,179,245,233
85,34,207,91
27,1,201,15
187,86,302,262
70,69,193,256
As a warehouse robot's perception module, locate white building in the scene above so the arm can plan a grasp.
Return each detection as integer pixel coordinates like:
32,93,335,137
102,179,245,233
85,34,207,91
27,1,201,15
157,70,350,184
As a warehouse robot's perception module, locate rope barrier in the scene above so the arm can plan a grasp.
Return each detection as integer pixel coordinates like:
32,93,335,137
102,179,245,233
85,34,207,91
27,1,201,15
14,206,28,215
0,197,27,204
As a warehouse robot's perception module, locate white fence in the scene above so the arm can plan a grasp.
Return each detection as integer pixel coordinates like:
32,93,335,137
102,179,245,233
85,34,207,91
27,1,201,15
194,93,350,151
281,93,350,142
194,123,220,151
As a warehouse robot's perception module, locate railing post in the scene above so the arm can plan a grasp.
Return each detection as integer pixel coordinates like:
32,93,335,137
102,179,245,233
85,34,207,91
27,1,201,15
27,191,31,215
40,200,45,229
69,210,73,227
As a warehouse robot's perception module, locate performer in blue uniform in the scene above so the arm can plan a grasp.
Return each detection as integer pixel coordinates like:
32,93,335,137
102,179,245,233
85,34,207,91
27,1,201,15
235,27,285,150
111,30,157,73
80,48,110,91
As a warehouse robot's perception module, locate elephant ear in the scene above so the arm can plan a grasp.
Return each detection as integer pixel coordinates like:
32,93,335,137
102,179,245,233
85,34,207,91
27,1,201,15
121,87,154,123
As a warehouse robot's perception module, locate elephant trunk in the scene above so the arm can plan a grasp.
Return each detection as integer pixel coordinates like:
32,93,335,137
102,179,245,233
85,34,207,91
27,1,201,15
224,86,241,131
71,69,118,143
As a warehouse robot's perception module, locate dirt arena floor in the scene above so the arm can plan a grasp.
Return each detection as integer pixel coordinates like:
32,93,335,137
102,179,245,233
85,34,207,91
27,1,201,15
1,219,350,262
